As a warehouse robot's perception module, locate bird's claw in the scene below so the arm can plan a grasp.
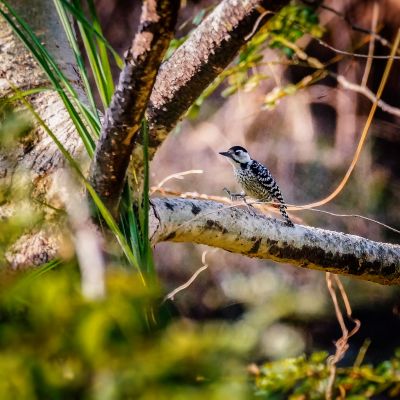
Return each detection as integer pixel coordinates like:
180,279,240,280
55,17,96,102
243,198,257,216
223,188,258,216
223,187,246,202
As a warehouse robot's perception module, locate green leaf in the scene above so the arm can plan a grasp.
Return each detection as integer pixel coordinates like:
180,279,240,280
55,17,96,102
221,85,238,97
192,9,206,26
53,0,99,119
70,0,115,110
164,36,187,61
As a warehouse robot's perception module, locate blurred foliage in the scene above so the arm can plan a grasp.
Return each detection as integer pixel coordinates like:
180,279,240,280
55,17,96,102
184,1,324,119
265,3,324,57
254,351,400,399
0,267,252,399
0,99,33,148
0,266,399,399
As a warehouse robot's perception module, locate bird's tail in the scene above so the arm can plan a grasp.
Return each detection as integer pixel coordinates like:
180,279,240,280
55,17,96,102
279,204,294,227
271,186,295,227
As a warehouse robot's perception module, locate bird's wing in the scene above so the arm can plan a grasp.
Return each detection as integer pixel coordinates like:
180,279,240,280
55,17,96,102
250,162,286,204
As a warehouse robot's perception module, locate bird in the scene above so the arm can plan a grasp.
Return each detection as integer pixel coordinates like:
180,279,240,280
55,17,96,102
219,145,294,227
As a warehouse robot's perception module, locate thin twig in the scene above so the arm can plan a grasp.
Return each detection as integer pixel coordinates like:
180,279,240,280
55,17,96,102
163,250,214,302
353,338,371,368
316,38,400,60
151,186,232,204
325,273,361,400
334,73,400,118
244,10,273,40
153,169,203,191
319,4,392,50
295,207,400,235
274,37,324,69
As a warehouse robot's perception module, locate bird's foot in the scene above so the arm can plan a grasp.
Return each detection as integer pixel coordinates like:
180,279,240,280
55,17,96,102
223,188,258,216
243,196,258,216
223,188,247,202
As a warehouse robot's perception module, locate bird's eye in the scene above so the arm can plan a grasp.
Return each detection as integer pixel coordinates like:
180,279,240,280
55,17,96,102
235,150,240,155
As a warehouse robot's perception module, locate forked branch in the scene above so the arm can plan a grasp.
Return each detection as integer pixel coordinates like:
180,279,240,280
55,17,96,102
130,0,291,181
89,0,180,216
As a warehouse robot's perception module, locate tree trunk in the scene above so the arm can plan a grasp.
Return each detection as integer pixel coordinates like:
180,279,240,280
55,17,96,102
0,0,88,267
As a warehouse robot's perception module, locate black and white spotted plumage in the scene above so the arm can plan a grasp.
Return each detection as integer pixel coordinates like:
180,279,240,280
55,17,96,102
219,146,294,227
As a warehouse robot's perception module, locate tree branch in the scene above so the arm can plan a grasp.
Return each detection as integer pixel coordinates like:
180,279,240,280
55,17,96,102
335,74,400,118
89,0,180,216
130,0,291,181
150,198,400,285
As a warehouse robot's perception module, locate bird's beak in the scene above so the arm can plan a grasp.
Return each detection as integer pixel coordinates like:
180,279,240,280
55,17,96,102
219,151,231,158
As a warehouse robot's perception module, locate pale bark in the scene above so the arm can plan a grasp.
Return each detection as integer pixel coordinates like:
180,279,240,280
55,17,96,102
0,0,88,267
0,1,87,195
150,198,400,285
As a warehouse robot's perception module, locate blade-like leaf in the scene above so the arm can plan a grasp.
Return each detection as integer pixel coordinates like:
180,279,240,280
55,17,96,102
53,0,99,119
1,3,98,155
14,85,145,286
71,0,113,109
88,0,115,92
60,0,123,69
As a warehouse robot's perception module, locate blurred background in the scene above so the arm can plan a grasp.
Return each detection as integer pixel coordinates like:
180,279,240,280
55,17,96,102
90,0,400,365
2,0,400,397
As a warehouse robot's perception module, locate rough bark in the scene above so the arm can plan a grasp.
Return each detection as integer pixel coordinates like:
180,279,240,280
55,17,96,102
1,1,105,287
150,198,400,285
0,1,87,194
89,0,180,216
130,0,291,181
0,0,88,267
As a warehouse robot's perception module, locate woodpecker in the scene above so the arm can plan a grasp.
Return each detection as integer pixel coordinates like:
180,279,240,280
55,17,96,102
219,146,294,227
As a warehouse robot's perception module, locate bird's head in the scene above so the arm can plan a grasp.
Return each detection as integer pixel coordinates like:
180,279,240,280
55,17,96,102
219,146,251,166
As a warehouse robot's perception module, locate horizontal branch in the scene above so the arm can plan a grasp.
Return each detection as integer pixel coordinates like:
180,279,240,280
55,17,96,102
150,198,400,285
89,0,179,216
130,0,291,181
